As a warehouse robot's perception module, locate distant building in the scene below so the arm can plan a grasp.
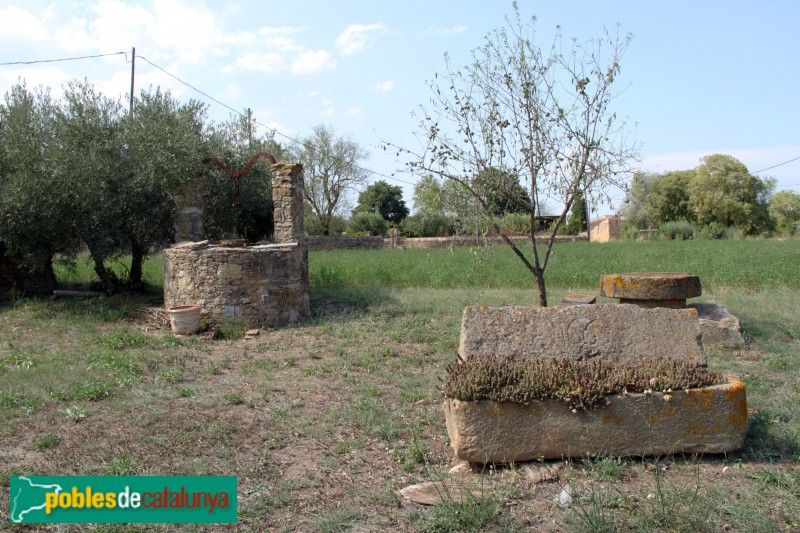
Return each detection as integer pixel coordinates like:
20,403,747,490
589,215,624,242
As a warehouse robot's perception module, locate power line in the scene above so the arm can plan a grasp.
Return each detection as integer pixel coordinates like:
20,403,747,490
137,55,242,117
752,155,800,175
0,51,126,66
136,55,418,188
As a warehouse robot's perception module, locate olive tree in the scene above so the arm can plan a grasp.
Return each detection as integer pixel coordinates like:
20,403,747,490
118,88,207,288
0,82,80,279
1,80,207,292
389,8,638,306
50,81,207,291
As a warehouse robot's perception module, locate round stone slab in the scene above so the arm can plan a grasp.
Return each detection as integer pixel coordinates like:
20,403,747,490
599,272,701,308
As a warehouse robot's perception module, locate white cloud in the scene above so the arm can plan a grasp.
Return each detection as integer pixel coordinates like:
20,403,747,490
423,25,469,36
373,80,393,92
321,107,334,117
292,50,336,75
259,25,306,36
0,66,71,96
344,106,363,119
262,120,297,139
221,84,241,102
336,23,387,56
228,52,287,74
321,97,333,106
258,26,307,52
0,4,51,41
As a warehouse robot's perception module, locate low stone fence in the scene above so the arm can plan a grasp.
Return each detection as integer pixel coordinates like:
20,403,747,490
306,235,385,251
393,234,586,249
306,234,587,252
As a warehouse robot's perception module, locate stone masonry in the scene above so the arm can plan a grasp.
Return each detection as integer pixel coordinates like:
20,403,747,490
163,163,309,327
459,304,706,366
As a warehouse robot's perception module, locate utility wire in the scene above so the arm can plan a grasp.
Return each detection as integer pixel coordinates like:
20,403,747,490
137,55,418,187
752,155,800,175
0,51,126,66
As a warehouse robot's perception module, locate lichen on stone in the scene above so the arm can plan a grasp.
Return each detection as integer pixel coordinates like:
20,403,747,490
442,357,725,411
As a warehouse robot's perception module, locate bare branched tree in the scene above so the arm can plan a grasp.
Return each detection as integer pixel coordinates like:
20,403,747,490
388,8,639,306
293,124,370,235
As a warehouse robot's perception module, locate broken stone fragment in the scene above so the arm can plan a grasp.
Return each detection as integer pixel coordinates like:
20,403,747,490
688,303,745,347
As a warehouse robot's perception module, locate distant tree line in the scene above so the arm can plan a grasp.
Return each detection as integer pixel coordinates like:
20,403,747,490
623,154,800,239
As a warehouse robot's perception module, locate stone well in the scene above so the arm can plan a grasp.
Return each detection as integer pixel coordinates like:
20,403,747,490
163,163,309,327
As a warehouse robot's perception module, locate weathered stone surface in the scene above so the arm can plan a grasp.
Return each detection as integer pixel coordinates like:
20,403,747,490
459,304,705,365
272,163,305,244
398,481,485,505
163,163,310,328
599,272,701,308
558,293,597,306
444,377,747,462
164,245,309,328
521,463,563,484
689,303,745,346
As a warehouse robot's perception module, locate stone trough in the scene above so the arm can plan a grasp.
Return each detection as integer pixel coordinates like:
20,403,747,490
444,303,748,462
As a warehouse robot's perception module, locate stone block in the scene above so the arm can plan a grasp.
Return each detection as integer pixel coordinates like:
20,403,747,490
444,377,747,462
558,293,596,306
459,304,705,365
599,272,701,308
688,303,745,347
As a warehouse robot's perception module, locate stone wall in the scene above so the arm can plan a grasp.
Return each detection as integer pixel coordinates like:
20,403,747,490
163,243,309,326
306,234,587,252
163,163,309,327
589,215,624,243
391,234,587,249
306,235,385,251
174,178,205,242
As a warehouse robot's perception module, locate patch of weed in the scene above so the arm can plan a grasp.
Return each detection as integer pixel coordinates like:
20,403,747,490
71,380,111,401
32,433,61,451
94,331,149,350
63,405,88,422
217,323,248,340
223,392,245,405
103,455,139,476
313,508,361,532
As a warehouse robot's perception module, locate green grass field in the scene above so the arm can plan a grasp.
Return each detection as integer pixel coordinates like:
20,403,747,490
4,239,798,531
309,239,800,291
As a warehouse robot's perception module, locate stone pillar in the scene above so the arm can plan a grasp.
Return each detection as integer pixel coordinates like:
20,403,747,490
389,228,399,249
174,178,204,242
272,163,304,244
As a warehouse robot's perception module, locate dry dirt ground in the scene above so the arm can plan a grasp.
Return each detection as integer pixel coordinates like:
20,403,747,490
1,294,798,531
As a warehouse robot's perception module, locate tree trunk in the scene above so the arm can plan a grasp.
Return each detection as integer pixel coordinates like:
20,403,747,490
128,238,145,292
535,267,548,307
88,246,116,294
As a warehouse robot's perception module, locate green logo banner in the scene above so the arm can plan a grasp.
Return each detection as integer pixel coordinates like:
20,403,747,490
9,476,237,524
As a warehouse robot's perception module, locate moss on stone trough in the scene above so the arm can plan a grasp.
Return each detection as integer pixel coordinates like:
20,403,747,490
442,357,725,412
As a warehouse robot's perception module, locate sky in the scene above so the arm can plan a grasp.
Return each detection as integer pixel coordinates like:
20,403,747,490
1,0,798,216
